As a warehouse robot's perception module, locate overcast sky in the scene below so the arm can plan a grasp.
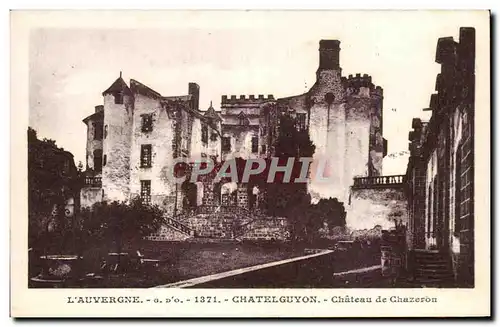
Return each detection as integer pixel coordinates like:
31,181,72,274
28,11,484,175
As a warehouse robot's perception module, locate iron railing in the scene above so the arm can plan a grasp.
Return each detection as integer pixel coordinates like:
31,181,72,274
165,217,194,236
352,174,406,189
84,176,102,187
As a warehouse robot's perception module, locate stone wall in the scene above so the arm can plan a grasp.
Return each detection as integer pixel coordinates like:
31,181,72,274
238,218,289,241
128,93,177,211
348,186,408,230
145,225,192,241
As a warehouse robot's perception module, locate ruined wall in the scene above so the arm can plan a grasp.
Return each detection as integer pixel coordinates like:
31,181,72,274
129,93,176,213
80,187,103,208
343,74,384,193
101,94,133,202
345,85,372,182
347,186,408,230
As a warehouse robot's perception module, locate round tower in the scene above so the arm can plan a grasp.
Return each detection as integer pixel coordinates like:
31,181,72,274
101,73,134,202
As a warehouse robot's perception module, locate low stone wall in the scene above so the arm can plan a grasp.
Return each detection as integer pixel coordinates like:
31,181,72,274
186,216,236,238
238,218,289,241
145,225,191,242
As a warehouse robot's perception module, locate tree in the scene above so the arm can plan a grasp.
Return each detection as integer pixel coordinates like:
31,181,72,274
265,114,319,241
28,127,79,252
266,115,347,244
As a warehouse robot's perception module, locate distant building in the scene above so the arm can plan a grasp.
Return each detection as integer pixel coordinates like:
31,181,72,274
406,27,475,287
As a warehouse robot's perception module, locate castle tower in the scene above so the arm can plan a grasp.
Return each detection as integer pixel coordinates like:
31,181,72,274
82,105,104,172
101,73,134,202
308,40,347,202
343,74,385,193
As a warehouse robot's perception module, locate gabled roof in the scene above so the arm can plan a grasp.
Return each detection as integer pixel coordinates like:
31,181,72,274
130,79,162,99
102,75,132,96
204,102,222,122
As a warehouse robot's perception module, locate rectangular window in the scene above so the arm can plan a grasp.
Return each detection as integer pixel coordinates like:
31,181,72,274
140,144,152,168
201,124,208,144
297,113,307,131
261,144,267,154
114,93,123,104
140,180,151,205
251,136,259,153
103,154,107,167
142,114,153,133
222,137,231,152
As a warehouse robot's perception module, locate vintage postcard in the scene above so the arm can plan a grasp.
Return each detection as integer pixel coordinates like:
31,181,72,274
10,10,491,317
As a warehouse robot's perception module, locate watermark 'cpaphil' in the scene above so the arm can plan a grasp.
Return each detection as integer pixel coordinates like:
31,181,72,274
170,157,335,184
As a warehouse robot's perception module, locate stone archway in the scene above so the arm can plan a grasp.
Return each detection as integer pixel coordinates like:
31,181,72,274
247,184,260,210
221,182,237,206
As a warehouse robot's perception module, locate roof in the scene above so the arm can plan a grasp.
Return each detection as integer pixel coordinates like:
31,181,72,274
162,95,192,101
102,76,132,96
130,79,162,99
203,102,222,122
82,110,104,124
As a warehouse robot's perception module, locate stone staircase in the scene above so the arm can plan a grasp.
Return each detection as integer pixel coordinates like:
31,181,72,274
146,205,289,241
144,216,194,241
409,250,455,287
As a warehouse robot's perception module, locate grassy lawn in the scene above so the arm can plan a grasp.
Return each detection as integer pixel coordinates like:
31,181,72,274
30,239,385,288
132,240,305,284
31,240,306,288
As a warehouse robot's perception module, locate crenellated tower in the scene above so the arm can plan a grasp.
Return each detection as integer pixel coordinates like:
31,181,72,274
305,40,387,203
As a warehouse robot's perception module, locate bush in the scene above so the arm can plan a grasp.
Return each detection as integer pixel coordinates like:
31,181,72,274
76,197,166,255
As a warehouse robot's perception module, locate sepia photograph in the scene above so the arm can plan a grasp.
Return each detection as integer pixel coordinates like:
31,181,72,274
11,9,491,317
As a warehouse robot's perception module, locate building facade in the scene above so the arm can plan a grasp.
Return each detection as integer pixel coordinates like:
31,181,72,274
406,27,475,287
81,75,220,216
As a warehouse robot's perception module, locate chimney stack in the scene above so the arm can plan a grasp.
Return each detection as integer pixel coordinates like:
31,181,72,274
318,40,341,70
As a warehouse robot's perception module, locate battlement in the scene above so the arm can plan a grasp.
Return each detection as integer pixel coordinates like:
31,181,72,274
342,73,383,96
343,73,373,88
221,94,275,103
